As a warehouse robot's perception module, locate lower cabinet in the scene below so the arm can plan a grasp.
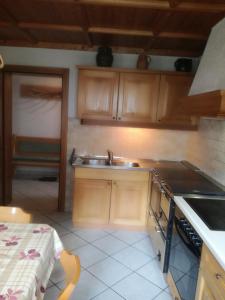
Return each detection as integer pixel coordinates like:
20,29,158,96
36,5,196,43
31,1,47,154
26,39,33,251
195,244,225,300
110,180,149,226
73,168,150,226
73,179,111,224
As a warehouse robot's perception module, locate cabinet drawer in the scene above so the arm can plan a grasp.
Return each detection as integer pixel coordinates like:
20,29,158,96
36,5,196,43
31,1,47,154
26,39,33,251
201,245,225,299
75,167,149,182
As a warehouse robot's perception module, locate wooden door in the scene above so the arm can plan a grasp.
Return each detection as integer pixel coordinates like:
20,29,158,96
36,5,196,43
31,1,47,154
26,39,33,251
0,72,3,204
157,74,195,125
110,180,148,226
77,69,119,120
118,72,160,122
73,178,111,224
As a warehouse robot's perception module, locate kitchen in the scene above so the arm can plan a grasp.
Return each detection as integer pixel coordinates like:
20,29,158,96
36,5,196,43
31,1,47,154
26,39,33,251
0,1,225,300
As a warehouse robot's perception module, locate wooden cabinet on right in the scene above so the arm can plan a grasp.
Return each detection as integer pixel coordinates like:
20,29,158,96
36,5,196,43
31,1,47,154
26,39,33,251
195,245,225,300
157,74,195,126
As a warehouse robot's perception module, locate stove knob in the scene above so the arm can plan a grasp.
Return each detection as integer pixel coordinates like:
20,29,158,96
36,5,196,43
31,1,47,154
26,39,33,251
194,241,202,247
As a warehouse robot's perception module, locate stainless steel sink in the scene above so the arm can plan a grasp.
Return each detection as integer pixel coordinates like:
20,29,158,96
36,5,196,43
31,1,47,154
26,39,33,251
82,158,108,166
81,158,140,168
111,161,140,168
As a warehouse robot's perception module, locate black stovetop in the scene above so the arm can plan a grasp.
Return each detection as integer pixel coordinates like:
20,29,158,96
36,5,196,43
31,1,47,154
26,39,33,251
184,198,225,231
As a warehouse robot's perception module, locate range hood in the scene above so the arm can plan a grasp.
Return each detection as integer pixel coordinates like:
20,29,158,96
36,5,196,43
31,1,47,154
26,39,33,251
173,17,225,118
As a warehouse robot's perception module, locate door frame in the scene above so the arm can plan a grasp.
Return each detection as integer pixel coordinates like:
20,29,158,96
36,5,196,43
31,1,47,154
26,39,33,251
3,65,69,211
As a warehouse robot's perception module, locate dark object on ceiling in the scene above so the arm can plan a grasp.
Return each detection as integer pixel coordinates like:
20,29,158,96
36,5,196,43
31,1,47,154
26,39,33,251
96,46,113,67
175,58,192,72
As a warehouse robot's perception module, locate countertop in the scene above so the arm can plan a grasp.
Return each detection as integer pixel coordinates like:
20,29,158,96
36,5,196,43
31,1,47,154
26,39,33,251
174,196,225,271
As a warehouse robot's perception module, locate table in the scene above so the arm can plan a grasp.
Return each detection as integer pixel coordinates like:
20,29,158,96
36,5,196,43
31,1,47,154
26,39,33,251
0,223,63,300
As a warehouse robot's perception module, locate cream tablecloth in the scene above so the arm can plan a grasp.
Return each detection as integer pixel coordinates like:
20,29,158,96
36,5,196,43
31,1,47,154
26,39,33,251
0,223,63,300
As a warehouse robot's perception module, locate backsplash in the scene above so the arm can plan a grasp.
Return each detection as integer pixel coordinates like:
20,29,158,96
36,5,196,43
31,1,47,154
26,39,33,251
186,119,225,186
67,119,191,161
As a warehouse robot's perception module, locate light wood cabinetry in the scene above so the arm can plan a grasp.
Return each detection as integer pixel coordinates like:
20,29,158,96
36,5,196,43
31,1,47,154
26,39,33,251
157,74,195,125
73,167,150,227
77,67,196,129
77,69,119,120
195,245,225,300
110,180,149,226
73,178,111,224
118,73,160,122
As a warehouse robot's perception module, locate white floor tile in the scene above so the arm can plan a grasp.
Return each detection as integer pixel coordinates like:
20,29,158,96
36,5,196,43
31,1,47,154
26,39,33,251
103,228,117,234
50,222,70,237
44,285,60,299
61,233,87,250
132,237,156,257
74,228,109,242
154,291,173,300
60,219,77,231
47,211,72,223
112,273,162,300
112,246,151,271
46,279,54,289
92,235,127,255
137,259,168,289
73,244,107,268
57,270,107,300
111,230,147,245
92,288,124,300
50,260,65,284
169,266,185,283
88,257,132,286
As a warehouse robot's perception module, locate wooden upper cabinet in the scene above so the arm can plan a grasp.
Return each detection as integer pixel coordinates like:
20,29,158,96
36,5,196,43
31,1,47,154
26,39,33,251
157,74,194,125
77,69,119,120
118,73,160,122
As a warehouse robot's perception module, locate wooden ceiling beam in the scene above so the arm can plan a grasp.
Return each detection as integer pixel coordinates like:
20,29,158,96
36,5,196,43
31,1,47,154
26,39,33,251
0,39,201,57
79,4,93,46
18,22,83,32
0,21,207,40
76,0,225,12
0,3,37,43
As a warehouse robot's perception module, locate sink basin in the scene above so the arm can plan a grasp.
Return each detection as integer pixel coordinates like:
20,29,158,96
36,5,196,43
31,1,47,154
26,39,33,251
81,158,140,168
82,158,107,166
111,161,140,168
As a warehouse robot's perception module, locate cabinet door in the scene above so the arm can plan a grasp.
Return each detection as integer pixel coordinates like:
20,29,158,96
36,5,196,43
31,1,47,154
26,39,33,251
118,73,160,122
195,271,216,300
73,178,111,224
110,180,148,226
77,69,119,120
157,74,195,125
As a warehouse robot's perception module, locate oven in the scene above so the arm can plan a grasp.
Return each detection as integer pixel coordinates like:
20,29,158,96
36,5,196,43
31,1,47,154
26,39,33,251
147,173,175,273
168,205,202,300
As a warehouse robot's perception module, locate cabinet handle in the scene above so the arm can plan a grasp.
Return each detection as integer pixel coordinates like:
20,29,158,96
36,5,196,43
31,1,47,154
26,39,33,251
215,273,222,280
118,117,121,120
112,116,116,120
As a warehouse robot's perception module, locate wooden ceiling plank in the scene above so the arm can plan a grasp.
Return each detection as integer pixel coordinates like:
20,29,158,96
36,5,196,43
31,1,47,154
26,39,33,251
79,5,93,46
0,3,37,42
88,27,154,37
159,31,207,40
77,0,225,12
18,22,83,32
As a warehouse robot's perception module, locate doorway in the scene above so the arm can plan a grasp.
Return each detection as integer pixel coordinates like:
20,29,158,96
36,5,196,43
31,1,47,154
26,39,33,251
3,66,69,211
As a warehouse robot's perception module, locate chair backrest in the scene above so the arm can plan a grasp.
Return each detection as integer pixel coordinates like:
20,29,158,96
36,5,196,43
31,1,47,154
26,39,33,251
0,206,31,223
57,250,81,300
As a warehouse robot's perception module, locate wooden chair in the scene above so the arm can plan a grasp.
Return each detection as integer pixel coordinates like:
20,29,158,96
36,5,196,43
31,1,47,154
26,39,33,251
0,206,31,223
58,250,81,300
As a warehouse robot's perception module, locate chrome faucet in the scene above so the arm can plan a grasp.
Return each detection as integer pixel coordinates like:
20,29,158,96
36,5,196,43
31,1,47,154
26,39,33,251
107,149,113,165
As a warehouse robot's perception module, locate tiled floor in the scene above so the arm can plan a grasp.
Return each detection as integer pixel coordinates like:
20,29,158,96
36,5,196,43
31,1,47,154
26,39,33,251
12,179,58,211
31,210,173,300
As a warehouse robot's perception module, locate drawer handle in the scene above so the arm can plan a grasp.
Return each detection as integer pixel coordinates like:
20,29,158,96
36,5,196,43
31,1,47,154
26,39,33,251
215,273,223,280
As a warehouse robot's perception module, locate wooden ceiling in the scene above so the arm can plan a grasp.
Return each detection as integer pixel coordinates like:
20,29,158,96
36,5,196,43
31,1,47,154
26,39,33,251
0,0,225,57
